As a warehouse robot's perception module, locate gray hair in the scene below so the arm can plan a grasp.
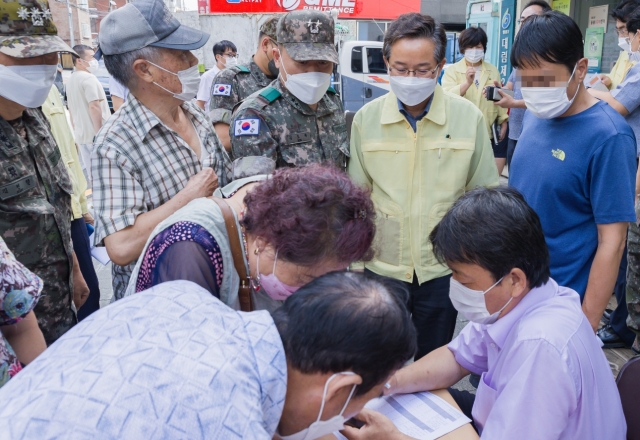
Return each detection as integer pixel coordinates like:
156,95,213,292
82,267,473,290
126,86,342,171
103,46,164,90
383,13,447,63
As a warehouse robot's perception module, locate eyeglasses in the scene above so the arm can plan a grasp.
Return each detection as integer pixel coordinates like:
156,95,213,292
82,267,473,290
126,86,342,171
617,26,629,36
224,53,239,59
388,65,439,78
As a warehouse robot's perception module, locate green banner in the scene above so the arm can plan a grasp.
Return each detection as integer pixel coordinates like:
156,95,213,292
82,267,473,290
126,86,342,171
584,27,604,73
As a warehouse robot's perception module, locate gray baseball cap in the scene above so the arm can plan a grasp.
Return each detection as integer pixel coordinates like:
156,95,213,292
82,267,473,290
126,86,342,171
96,0,208,58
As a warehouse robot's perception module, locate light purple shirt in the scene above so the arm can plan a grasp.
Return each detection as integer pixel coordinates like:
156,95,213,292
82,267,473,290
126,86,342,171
448,279,625,439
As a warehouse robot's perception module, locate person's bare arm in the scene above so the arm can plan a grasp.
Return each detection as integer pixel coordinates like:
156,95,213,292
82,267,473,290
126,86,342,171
1,311,46,364
386,346,470,396
72,251,89,309
88,100,104,133
196,100,206,110
104,168,218,266
588,89,630,116
583,222,628,331
112,95,124,112
214,122,231,153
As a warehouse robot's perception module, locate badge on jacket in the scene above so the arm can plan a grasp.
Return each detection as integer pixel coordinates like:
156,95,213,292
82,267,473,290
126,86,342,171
234,119,260,136
213,84,232,96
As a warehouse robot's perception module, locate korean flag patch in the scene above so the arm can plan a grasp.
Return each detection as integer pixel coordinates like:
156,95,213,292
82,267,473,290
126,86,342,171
213,83,231,96
234,118,260,136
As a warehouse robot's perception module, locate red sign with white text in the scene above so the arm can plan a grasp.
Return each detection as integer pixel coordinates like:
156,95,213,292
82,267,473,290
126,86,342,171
209,0,420,20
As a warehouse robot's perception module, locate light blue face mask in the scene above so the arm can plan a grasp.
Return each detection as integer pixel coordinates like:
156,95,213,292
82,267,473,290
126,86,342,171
147,60,201,101
0,64,58,108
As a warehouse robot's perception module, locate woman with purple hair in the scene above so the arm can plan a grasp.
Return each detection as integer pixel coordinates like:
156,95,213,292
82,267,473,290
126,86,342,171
124,165,376,312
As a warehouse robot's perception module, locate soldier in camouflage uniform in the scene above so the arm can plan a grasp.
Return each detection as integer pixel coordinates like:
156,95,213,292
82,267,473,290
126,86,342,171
230,10,349,170
0,0,86,345
209,17,280,152
627,211,640,353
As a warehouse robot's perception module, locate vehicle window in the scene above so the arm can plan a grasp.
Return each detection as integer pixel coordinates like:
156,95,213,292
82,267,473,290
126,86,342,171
366,47,386,74
351,46,363,73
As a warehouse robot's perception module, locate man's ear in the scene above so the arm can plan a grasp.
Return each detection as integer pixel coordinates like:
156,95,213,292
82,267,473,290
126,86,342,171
132,59,155,84
575,57,589,82
323,373,362,404
508,268,529,299
273,46,283,69
260,36,271,52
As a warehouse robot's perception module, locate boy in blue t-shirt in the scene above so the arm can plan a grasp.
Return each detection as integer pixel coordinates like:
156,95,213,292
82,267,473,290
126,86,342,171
509,11,637,332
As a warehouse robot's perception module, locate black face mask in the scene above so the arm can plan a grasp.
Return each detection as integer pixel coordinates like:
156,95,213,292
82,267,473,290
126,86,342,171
267,59,279,78
265,41,279,79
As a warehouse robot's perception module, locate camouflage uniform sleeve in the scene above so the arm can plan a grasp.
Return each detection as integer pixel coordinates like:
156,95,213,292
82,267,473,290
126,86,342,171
209,69,241,124
230,107,279,163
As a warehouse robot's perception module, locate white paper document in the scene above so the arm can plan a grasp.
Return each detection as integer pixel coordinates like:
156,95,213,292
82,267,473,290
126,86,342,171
89,232,111,265
335,391,471,440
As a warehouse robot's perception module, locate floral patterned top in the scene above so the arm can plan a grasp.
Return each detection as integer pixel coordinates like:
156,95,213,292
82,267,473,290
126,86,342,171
0,236,43,388
135,221,224,298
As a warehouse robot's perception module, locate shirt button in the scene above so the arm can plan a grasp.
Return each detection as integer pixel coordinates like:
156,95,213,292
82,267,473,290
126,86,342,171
405,273,412,279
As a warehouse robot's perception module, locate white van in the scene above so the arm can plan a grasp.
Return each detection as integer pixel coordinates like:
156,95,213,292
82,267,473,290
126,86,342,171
337,41,390,112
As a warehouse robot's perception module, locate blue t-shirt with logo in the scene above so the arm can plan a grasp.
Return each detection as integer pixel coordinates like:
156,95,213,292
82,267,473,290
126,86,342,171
510,101,637,298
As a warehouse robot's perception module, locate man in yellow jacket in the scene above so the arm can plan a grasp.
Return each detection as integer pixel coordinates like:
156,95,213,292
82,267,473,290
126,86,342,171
602,0,637,90
349,13,499,359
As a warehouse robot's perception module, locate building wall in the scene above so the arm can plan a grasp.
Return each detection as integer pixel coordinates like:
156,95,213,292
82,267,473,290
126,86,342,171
49,0,93,48
421,0,468,27
188,13,275,69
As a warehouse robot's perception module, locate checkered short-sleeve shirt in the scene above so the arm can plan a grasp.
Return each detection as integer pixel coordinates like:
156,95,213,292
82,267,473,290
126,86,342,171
92,96,232,300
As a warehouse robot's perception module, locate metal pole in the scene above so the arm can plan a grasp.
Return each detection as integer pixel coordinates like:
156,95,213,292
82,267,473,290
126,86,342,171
67,0,75,47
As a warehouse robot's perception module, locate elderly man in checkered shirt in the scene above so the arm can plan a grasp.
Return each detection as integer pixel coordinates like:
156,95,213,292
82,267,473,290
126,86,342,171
92,0,231,300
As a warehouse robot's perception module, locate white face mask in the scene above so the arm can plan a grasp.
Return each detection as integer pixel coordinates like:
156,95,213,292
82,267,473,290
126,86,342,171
224,56,238,68
279,51,332,105
278,372,357,440
464,48,485,64
148,61,201,101
619,37,631,53
629,34,640,62
520,64,579,119
0,64,58,108
85,58,99,74
389,73,438,107
449,277,512,325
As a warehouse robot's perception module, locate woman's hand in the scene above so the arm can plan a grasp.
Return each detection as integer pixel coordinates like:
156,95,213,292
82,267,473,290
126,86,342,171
341,410,414,440
465,67,476,85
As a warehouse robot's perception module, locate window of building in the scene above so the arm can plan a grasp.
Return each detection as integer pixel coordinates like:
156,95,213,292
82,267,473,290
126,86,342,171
81,23,91,39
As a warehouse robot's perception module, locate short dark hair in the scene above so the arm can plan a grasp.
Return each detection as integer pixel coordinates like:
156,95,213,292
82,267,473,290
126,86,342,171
458,26,488,53
72,44,93,64
612,0,640,22
383,13,447,63
522,0,552,13
625,6,640,33
429,186,550,289
273,271,417,395
511,11,583,73
213,40,237,58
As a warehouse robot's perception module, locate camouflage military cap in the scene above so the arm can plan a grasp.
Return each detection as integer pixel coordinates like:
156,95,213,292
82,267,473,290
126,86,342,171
0,0,76,58
231,156,276,180
259,16,279,42
277,10,338,63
